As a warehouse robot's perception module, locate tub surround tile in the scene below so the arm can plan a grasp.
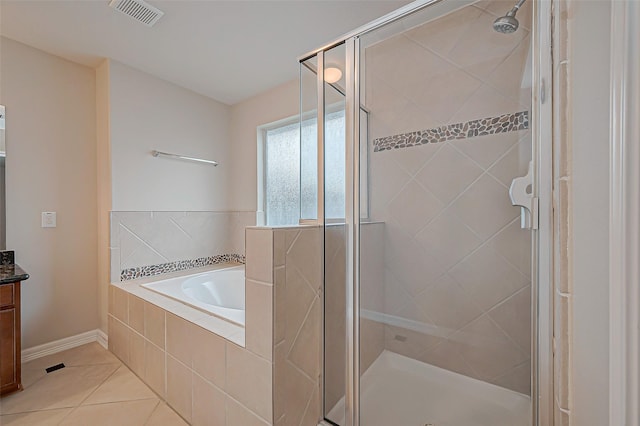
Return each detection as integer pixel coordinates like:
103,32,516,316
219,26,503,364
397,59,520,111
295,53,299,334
111,286,129,323
108,315,130,365
192,324,226,390
245,228,273,283
226,396,270,426
128,329,146,378
192,373,226,426
166,356,193,423
193,314,244,343
166,313,195,366
128,294,145,334
107,225,323,426
226,343,273,422
144,340,166,399
111,210,255,283
246,279,274,361
144,301,166,349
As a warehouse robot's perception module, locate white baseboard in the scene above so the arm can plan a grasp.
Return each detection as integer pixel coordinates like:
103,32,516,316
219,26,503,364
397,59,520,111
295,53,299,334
96,329,108,349
21,329,109,363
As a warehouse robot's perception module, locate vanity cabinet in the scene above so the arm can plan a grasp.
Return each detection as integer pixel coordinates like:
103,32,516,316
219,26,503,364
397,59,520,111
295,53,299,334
0,281,21,396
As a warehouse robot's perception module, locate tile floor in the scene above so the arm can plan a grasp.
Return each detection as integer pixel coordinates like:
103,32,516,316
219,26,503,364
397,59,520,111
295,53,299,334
0,342,187,425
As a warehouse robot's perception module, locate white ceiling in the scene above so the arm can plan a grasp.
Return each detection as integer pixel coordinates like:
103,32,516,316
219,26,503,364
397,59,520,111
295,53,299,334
0,0,410,105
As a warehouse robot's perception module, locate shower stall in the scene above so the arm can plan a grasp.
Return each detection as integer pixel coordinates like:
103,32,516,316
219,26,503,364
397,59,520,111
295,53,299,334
299,0,552,425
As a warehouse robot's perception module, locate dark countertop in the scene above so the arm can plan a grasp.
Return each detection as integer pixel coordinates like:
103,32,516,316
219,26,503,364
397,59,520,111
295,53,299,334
0,264,30,285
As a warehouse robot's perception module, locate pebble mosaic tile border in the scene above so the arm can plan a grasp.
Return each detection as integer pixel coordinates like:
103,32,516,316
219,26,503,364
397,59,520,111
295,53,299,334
373,111,529,152
120,253,245,281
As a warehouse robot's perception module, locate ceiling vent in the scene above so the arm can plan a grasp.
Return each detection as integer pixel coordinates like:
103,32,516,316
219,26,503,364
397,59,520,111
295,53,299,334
109,0,164,27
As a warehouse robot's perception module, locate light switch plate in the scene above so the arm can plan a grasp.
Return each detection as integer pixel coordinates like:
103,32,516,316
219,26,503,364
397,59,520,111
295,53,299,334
42,212,57,228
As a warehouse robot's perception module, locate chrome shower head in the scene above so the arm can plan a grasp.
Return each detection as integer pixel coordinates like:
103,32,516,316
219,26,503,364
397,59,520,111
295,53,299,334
493,0,526,34
493,12,519,33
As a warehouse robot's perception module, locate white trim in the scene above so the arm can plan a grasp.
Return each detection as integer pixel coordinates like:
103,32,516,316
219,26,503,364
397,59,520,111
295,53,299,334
609,0,640,424
21,329,108,363
97,329,109,349
533,1,554,424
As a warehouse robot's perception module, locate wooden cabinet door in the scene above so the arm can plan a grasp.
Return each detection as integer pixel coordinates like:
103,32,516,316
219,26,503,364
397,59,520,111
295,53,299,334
0,307,17,389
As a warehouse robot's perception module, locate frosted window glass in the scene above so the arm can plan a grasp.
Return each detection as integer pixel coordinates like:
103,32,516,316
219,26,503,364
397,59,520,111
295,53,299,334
265,111,346,225
265,122,301,226
324,110,346,219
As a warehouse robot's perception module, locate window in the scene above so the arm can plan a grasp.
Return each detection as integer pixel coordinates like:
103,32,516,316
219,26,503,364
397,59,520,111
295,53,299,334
260,108,367,227
261,110,345,226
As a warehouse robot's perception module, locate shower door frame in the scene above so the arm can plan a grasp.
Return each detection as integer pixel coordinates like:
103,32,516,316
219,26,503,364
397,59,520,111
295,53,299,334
302,0,554,424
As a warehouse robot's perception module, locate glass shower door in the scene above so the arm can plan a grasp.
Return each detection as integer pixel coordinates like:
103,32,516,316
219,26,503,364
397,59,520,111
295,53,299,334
356,1,534,425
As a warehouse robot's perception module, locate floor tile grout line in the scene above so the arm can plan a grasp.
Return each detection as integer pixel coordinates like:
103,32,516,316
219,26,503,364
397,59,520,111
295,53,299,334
74,362,123,408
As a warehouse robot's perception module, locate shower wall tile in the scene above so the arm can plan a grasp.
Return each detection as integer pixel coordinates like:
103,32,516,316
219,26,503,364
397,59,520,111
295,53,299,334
364,0,533,394
448,174,519,240
110,210,255,282
488,285,532,354
488,218,532,278
450,243,529,312
415,214,482,270
415,144,483,204
489,360,531,395
452,130,527,169
414,274,483,332
486,34,533,105
455,314,529,380
488,135,533,186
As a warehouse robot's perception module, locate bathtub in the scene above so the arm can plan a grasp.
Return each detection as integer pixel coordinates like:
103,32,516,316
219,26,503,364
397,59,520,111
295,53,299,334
141,265,245,326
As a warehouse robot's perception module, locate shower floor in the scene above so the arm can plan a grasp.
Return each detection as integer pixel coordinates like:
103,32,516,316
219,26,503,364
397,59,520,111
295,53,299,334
326,350,530,426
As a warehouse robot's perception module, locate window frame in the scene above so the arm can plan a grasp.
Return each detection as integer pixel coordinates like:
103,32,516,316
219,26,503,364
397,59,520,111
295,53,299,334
257,104,369,227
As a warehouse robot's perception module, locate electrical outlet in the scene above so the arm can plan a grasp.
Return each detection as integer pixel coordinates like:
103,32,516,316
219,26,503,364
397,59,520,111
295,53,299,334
41,212,57,228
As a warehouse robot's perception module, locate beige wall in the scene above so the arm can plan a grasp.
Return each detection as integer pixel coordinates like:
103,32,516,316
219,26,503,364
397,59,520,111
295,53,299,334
108,60,232,212
229,79,299,212
569,1,611,424
96,60,111,335
363,2,533,394
0,37,99,348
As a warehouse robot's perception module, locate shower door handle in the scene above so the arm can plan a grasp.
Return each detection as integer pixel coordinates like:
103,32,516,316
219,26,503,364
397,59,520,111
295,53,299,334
509,161,538,230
